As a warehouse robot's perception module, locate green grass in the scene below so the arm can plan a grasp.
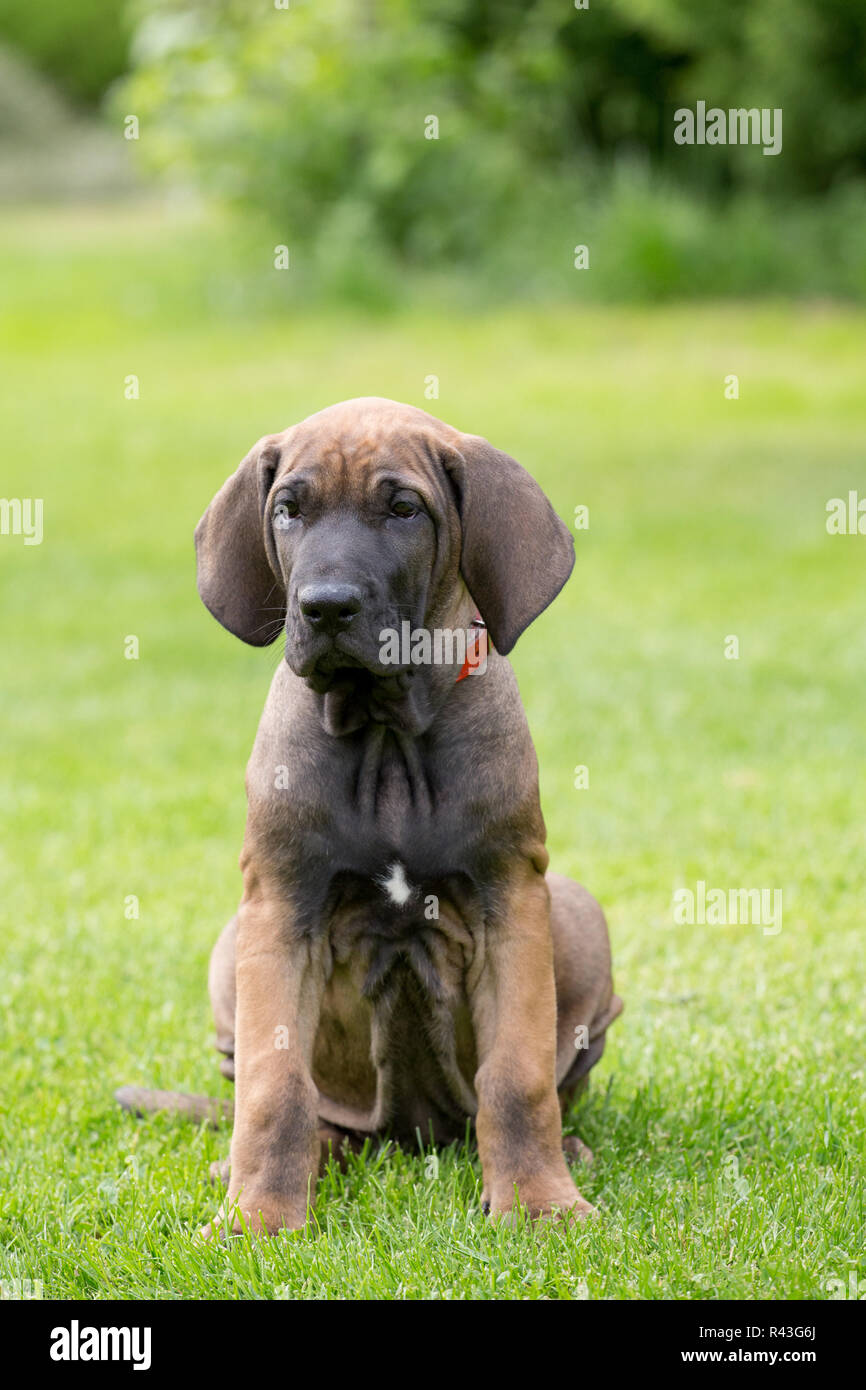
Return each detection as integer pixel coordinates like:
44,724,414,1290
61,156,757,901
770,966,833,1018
1,202,864,1300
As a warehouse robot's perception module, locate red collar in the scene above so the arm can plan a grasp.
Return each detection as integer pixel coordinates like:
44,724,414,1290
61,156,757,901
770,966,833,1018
455,618,488,683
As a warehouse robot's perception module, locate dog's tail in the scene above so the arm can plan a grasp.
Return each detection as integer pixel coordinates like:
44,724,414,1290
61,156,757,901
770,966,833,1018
114,1085,232,1128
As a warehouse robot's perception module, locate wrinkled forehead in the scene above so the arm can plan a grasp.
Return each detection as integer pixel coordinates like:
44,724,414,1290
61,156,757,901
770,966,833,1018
271,403,456,509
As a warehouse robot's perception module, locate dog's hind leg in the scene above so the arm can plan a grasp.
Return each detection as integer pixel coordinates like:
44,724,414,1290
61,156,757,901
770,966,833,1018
548,873,623,1155
208,913,238,1080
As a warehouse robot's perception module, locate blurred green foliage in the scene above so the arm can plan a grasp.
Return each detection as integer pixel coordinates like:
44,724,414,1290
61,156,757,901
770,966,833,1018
2,0,865,295
113,0,866,296
0,0,130,106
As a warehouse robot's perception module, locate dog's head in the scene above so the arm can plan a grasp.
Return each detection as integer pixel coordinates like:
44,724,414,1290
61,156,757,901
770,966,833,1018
195,398,573,725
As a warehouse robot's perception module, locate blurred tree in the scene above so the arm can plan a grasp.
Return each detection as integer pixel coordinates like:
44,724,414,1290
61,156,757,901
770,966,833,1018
113,0,866,286
0,0,131,107
612,0,866,192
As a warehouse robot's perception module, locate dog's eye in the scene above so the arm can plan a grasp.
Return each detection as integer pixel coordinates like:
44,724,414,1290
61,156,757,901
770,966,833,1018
390,499,418,519
273,500,299,529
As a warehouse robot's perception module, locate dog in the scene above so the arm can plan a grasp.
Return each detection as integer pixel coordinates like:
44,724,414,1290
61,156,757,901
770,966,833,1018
117,397,622,1235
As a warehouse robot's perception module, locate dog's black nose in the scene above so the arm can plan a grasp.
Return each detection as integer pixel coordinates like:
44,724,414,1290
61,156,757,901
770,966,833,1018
298,583,363,634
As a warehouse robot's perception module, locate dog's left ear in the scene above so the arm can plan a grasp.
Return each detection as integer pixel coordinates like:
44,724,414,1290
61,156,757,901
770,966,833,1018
194,435,286,645
442,432,575,654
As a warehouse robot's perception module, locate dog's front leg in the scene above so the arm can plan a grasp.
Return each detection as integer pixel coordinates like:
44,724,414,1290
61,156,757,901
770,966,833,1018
471,864,594,1223
202,888,325,1238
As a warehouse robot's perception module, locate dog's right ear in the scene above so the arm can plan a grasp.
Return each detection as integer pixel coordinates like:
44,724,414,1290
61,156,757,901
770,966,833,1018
194,436,286,646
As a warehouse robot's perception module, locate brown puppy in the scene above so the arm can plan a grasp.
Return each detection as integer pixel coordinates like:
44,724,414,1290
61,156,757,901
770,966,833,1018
120,397,622,1235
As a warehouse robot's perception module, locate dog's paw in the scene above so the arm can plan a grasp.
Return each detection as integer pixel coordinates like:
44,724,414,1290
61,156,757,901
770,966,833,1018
482,1175,597,1226
208,1158,231,1188
195,1192,310,1241
195,1210,228,1244
535,1191,597,1224
562,1134,594,1166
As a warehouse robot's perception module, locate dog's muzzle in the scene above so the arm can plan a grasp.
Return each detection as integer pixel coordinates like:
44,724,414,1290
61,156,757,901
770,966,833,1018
298,582,363,636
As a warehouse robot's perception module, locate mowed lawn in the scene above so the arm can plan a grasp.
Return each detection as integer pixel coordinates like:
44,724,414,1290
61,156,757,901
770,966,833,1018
1,203,864,1300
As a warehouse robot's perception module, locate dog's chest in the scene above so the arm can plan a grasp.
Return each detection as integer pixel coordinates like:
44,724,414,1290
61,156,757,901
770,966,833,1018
287,722,504,934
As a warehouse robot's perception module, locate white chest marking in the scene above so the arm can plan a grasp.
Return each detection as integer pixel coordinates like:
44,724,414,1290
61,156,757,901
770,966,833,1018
377,860,413,907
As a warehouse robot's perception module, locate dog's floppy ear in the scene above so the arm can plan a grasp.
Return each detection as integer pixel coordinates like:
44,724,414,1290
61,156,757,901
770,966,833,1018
442,432,575,654
194,436,285,645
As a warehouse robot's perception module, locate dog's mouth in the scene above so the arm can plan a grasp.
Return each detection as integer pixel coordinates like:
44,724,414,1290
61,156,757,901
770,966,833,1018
292,643,418,734
289,635,410,696
285,625,445,736
305,665,414,702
